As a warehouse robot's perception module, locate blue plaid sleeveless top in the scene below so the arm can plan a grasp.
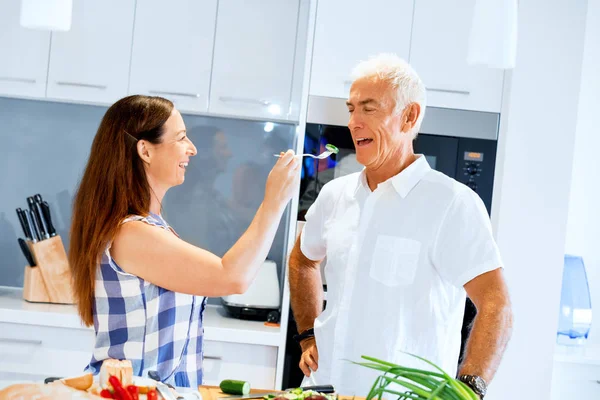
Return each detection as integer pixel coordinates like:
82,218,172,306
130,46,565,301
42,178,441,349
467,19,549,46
85,213,207,388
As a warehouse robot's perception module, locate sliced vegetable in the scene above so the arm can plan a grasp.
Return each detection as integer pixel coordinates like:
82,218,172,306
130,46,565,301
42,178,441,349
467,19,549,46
126,385,139,400
325,144,339,154
220,379,251,395
99,389,114,399
108,375,133,400
146,388,158,400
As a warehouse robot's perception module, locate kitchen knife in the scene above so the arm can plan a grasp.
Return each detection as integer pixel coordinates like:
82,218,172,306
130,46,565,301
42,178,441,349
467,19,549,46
147,371,180,400
34,193,43,203
28,196,48,240
24,209,39,242
34,201,50,240
16,208,32,241
218,386,336,400
41,201,57,237
18,238,36,267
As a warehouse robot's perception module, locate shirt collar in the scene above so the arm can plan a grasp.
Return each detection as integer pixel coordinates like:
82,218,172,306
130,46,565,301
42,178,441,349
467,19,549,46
354,154,431,198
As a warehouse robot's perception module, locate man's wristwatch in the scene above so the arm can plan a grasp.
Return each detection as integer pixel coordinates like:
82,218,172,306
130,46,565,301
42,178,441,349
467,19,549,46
293,328,314,344
458,375,487,398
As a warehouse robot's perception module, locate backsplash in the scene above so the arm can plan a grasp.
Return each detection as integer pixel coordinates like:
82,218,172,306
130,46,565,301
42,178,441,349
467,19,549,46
0,97,297,290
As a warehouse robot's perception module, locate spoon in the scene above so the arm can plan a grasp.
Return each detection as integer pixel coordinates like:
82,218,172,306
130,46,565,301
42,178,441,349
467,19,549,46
274,144,339,160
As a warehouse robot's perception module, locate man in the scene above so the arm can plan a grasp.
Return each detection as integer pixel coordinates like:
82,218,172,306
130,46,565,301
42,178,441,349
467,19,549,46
289,54,513,398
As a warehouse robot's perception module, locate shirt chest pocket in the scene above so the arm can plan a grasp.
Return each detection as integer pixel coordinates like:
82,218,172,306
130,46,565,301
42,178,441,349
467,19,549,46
369,236,421,287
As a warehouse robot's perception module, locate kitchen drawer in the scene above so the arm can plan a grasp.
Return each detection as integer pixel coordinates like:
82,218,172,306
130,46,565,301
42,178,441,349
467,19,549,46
0,322,94,378
203,340,277,389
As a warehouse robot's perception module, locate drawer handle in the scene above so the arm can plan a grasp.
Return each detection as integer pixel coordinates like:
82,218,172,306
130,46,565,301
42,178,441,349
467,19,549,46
0,77,36,84
219,96,270,106
56,81,107,90
426,86,470,95
0,338,43,346
203,355,222,361
149,90,201,98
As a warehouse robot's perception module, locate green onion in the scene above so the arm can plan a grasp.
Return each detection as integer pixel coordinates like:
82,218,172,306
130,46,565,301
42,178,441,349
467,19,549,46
350,354,478,400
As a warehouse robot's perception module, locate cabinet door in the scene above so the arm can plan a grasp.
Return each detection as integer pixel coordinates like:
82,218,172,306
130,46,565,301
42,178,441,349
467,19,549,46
46,0,135,104
309,0,414,100
129,0,217,113
209,0,299,120
0,0,50,98
409,0,505,112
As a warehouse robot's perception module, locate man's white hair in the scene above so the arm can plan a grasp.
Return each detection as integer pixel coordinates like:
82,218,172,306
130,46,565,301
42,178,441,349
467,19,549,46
351,53,427,138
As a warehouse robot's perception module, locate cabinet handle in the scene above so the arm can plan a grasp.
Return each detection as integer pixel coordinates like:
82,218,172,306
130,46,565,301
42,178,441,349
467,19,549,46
56,81,107,90
219,96,270,106
149,90,200,98
426,86,470,95
203,355,222,361
0,77,36,84
0,338,42,346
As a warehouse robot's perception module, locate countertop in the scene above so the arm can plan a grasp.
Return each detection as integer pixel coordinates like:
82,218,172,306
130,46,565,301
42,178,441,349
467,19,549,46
0,286,282,347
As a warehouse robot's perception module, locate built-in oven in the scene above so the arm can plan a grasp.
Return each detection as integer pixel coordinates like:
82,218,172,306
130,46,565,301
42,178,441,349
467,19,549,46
282,97,500,389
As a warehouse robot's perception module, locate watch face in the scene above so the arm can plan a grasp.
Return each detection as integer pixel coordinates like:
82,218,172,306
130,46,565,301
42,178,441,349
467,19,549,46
461,375,487,396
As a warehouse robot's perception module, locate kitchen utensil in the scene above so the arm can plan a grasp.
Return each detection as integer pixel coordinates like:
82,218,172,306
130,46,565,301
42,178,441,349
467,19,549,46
16,208,32,241
218,385,335,400
274,151,333,160
18,238,36,266
41,201,57,237
34,201,50,240
148,370,181,400
24,209,40,242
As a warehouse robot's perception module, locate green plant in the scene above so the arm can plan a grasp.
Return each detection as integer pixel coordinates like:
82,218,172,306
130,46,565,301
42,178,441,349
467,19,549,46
351,354,478,400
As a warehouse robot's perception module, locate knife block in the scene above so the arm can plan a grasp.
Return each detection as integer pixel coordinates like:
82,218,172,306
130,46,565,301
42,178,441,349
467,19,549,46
22,236,75,304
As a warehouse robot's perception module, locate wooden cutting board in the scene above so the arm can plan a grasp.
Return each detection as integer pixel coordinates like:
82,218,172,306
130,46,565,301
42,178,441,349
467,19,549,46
197,385,361,400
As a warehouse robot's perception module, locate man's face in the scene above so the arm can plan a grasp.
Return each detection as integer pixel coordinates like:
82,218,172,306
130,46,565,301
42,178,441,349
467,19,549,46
346,77,405,169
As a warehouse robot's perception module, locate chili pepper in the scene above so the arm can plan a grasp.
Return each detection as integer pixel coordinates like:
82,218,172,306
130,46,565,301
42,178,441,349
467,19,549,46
100,389,114,399
126,385,140,400
108,375,133,400
146,388,158,400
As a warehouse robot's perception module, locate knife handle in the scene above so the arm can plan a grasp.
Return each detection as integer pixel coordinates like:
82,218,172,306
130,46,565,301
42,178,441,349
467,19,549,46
24,209,39,242
299,385,335,394
41,201,57,237
34,201,50,240
16,208,32,241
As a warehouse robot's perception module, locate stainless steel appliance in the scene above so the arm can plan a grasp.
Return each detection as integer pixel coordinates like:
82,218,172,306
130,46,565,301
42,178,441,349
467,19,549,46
283,96,500,388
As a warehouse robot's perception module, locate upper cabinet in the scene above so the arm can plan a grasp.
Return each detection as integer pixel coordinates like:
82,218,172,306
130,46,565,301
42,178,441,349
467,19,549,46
0,0,51,98
409,0,505,113
46,0,135,104
129,0,217,114
309,0,414,100
209,0,300,121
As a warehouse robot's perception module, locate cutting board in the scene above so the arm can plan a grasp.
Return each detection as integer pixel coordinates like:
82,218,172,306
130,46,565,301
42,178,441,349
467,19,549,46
197,385,362,400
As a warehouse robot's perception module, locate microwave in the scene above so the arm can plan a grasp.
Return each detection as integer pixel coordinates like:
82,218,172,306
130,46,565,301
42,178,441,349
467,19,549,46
282,98,500,389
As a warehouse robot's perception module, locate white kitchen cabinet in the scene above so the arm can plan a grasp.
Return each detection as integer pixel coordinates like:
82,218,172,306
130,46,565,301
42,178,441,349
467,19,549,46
202,340,278,389
209,0,299,121
551,360,600,399
0,0,51,98
409,0,505,113
0,322,94,380
129,0,217,113
309,0,414,100
46,0,135,104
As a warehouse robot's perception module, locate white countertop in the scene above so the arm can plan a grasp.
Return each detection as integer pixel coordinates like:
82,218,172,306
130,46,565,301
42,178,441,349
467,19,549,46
554,343,600,366
0,286,282,347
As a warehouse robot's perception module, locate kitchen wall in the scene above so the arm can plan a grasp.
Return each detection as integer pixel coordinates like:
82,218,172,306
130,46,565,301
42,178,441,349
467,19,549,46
487,0,589,399
564,0,600,347
0,97,297,290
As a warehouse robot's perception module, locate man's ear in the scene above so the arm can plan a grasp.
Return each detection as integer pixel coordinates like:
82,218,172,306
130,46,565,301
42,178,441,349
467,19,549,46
401,103,421,133
137,140,151,164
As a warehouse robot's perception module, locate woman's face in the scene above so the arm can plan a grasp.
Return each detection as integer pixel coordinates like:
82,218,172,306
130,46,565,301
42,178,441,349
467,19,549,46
143,108,197,189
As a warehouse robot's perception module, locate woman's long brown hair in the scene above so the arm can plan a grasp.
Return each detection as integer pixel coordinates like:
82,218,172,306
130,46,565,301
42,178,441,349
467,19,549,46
69,95,174,326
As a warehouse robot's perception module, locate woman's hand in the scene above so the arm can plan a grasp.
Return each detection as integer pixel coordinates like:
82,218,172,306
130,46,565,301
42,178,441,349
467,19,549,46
264,150,301,211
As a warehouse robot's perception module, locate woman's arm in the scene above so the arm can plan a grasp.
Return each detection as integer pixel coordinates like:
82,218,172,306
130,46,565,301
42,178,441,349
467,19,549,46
111,151,301,296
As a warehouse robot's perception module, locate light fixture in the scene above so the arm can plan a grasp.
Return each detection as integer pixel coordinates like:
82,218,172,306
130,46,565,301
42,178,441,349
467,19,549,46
264,122,274,133
20,0,73,32
267,104,281,116
467,0,518,69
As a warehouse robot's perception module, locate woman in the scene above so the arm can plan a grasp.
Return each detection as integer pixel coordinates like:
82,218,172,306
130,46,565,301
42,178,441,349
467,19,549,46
69,95,300,388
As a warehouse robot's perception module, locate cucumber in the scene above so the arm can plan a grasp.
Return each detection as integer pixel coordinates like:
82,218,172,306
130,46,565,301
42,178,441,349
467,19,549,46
220,379,251,395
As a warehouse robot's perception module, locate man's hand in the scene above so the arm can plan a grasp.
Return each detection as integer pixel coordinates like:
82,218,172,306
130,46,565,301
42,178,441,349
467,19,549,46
299,337,319,377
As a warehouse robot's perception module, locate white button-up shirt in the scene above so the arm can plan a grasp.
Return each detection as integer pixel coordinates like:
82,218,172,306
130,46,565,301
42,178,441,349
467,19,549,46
300,155,503,396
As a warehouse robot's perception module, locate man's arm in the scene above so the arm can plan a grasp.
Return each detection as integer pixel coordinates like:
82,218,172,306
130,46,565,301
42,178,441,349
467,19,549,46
459,268,513,383
288,235,324,375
